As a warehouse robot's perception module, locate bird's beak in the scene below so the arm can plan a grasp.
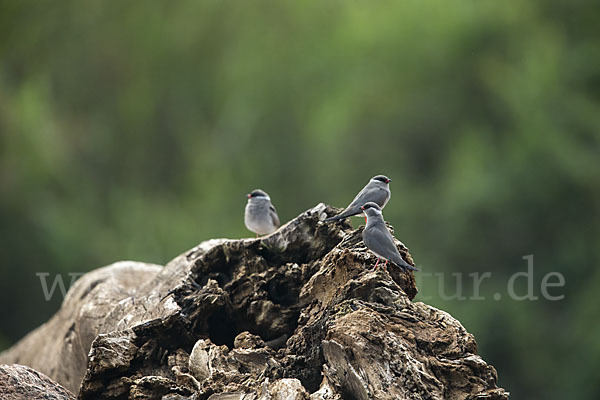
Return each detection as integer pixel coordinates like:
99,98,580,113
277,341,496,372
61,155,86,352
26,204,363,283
387,179,392,183
360,206,365,210
247,194,251,199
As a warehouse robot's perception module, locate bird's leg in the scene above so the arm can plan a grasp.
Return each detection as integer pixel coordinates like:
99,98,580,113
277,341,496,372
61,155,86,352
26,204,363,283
364,215,367,224
373,258,380,270
383,259,389,272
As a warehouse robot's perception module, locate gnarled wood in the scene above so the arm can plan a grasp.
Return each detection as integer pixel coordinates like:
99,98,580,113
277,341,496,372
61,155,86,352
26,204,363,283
0,204,508,399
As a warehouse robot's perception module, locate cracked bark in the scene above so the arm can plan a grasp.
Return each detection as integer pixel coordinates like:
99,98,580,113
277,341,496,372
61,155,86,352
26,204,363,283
0,203,509,400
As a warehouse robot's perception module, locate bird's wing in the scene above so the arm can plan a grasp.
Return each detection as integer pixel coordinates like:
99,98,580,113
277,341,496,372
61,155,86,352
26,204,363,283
338,186,373,217
326,183,388,222
326,188,370,221
347,184,388,211
364,223,415,270
269,204,280,228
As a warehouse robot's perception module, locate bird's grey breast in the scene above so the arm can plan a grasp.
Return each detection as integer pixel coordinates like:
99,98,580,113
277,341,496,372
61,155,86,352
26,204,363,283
246,199,271,217
375,185,390,208
363,219,397,258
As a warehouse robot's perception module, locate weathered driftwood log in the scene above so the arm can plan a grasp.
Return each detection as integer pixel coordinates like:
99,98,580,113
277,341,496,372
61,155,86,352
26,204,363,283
0,204,509,399
0,364,75,400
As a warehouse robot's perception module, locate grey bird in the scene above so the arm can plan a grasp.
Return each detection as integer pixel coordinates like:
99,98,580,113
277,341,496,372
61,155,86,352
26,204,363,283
245,189,280,237
325,175,391,222
361,202,417,272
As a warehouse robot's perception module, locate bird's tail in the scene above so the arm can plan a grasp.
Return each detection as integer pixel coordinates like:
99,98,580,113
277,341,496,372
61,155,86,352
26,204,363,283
324,214,345,222
396,257,419,272
324,208,359,222
403,264,419,272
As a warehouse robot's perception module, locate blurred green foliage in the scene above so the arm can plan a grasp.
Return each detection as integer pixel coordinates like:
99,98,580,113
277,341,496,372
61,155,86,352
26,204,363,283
1,0,599,398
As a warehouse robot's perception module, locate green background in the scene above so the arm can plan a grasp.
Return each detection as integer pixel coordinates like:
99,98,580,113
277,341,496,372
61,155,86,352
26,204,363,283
1,1,599,398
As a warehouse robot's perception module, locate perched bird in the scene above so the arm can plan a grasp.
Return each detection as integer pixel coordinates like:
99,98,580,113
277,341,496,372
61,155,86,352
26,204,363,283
361,202,417,272
324,175,391,222
245,189,280,237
